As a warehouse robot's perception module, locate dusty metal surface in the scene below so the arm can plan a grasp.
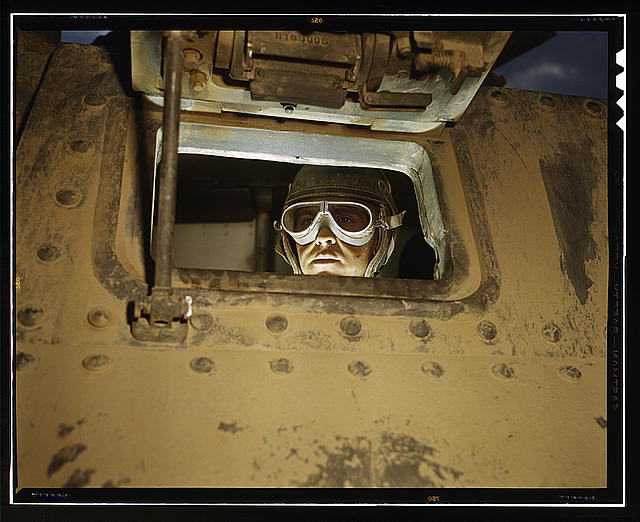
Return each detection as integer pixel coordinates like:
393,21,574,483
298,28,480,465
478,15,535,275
15,30,59,140
15,40,607,489
131,30,511,133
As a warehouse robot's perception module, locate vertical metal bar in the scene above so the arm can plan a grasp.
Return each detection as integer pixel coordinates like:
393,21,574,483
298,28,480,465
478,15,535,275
254,187,272,272
154,31,184,289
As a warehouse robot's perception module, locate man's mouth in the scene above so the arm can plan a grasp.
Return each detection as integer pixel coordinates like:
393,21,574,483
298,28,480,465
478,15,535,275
312,253,341,263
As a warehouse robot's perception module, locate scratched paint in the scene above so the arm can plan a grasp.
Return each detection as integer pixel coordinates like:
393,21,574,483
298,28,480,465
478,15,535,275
539,141,598,305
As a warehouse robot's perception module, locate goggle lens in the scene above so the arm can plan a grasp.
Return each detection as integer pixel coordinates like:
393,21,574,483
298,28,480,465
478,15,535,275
282,202,372,235
326,204,371,232
285,204,321,233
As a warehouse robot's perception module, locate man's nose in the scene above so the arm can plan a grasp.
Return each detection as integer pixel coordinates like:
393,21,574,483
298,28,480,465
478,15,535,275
315,226,337,245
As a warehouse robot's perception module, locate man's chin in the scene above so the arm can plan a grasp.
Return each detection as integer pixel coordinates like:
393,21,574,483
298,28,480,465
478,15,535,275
310,268,344,276
304,263,347,276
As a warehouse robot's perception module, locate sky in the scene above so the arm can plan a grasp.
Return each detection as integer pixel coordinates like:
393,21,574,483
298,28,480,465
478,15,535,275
493,31,608,99
60,30,609,100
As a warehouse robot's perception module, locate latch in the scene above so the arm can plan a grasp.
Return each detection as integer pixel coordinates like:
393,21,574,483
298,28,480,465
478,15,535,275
131,289,192,343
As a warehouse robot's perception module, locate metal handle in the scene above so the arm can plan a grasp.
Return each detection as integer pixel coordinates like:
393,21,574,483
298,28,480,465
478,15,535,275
154,31,184,289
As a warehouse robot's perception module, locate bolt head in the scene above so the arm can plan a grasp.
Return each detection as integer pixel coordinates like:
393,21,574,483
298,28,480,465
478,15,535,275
492,363,515,380
87,308,112,328
559,365,582,381
190,313,214,332
190,357,214,374
266,314,288,334
270,358,293,375
83,94,106,108
55,188,83,208
584,100,603,116
183,48,203,64
340,316,362,337
18,306,44,328
82,354,112,372
490,89,508,104
476,320,497,342
17,352,37,371
190,70,207,92
421,361,444,378
37,243,61,262
68,139,94,156
539,95,555,107
348,360,372,378
542,323,562,343
409,319,431,339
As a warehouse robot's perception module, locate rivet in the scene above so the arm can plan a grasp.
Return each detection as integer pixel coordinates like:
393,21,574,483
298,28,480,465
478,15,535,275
82,354,112,372
421,361,444,378
270,358,293,375
539,95,555,107
409,319,431,339
69,139,94,156
190,312,214,332
284,104,295,114
190,357,214,374
260,45,268,53
266,314,288,334
541,323,561,343
87,308,111,328
476,320,497,342
492,363,515,380
584,100,603,116
18,306,43,327
55,188,83,208
490,89,508,104
183,48,203,68
83,94,106,108
256,68,265,79
365,94,375,103
348,360,372,378
17,352,36,371
190,70,207,92
37,243,61,262
559,365,582,381
340,316,361,337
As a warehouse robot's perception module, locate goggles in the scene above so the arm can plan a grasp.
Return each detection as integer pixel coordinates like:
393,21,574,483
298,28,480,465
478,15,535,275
277,200,405,246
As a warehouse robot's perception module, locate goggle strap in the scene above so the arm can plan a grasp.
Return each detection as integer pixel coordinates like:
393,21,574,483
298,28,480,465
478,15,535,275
380,210,406,230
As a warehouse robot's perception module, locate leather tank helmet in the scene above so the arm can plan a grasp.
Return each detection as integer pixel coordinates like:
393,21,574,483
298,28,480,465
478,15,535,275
274,165,405,277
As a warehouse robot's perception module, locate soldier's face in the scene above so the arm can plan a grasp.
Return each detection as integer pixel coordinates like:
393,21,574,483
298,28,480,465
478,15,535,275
296,226,377,277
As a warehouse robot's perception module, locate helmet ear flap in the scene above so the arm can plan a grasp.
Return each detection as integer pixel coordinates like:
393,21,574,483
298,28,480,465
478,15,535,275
377,177,392,195
275,232,303,274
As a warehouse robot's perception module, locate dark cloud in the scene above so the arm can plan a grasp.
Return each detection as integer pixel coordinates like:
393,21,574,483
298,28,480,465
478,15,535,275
494,31,608,99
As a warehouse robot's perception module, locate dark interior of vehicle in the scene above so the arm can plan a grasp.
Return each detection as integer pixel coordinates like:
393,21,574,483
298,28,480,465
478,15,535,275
170,155,436,279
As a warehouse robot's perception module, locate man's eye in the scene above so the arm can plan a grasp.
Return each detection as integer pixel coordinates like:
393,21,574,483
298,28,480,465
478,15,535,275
295,215,314,228
338,215,353,224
